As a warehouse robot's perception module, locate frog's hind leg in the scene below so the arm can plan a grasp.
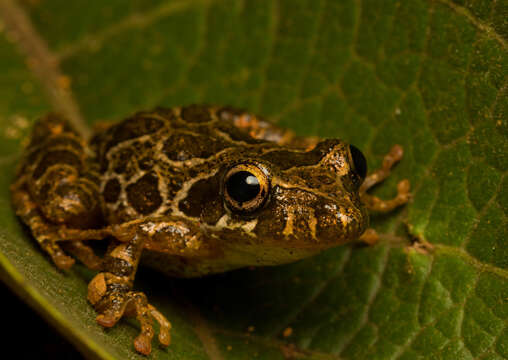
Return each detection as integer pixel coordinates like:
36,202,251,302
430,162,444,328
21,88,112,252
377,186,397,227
215,106,320,149
11,114,105,269
12,183,74,268
359,145,411,212
11,181,105,269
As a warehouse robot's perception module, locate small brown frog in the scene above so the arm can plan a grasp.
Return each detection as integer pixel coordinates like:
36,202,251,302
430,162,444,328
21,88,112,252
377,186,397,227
11,105,410,355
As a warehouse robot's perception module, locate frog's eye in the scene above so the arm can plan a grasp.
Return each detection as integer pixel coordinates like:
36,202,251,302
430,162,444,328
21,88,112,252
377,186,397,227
349,145,367,180
223,163,270,214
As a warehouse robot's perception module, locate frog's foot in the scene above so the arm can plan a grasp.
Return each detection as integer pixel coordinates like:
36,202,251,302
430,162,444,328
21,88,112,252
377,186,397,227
12,186,75,268
39,236,75,269
360,145,411,212
35,229,104,270
88,274,171,355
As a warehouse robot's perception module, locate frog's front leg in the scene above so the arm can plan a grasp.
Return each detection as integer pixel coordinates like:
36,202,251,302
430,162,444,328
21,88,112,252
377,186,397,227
359,145,411,212
87,217,204,355
359,145,411,245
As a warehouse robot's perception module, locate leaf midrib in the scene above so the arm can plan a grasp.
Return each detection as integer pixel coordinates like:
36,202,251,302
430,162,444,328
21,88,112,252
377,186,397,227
0,0,87,136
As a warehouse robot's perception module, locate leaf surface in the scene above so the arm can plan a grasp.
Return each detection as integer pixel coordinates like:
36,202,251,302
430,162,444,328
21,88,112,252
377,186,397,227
0,0,506,359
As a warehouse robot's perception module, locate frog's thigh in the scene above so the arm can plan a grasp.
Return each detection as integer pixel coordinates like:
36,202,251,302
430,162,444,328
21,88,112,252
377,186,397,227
12,114,104,269
11,180,102,269
217,106,319,149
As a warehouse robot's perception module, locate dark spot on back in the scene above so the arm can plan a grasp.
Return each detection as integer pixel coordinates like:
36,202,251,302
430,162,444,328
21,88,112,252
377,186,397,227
126,172,162,215
113,148,134,174
104,116,163,154
215,122,266,144
178,175,223,224
38,183,51,202
181,105,212,123
163,133,230,161
138,157,153,170
103,178,121,203
33,150,81,180
153,107,177,121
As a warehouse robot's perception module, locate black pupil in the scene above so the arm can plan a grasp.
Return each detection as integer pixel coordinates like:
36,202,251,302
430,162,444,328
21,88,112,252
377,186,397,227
226,171,260,204
350,145,367,179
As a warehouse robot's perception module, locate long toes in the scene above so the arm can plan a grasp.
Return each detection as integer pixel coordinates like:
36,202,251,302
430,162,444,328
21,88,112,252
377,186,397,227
384,144,403,168
40,239,74,269
149,305,172,346
396,179,411,203
389,144,403,160
129,293,156,354
62,241,103,270
51,249,75,269
397,179,411,194
91,289,171,355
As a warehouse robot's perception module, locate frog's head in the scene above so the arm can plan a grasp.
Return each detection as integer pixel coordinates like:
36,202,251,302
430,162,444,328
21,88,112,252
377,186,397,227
215,139,369,265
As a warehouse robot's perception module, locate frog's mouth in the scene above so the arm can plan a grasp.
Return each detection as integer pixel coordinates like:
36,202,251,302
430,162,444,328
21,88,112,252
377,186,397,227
246,184,367,249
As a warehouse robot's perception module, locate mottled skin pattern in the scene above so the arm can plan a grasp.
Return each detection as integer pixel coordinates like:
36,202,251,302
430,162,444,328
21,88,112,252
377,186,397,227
11,105,410,355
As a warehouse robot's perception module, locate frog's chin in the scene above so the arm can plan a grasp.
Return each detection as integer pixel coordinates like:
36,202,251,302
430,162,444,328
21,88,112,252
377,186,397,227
220,240,337,268
142,244,324,278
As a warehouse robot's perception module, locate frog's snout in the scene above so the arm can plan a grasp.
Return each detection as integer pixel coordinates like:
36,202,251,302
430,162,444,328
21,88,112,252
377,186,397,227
311,199,367,246
269,186,366,247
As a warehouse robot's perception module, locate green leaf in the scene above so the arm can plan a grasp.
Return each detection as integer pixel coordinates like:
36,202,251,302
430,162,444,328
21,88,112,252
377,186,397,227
0,0,506,359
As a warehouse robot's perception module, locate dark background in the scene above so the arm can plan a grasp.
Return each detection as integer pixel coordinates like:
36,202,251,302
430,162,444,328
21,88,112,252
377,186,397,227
0,281,83,359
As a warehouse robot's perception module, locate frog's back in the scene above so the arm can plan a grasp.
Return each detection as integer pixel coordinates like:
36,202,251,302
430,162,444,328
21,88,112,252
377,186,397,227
92,105,271,224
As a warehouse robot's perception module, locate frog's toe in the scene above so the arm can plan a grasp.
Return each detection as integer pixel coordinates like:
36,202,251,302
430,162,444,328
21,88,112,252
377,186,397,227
126,293,171,353
396,179,411,203
89,278,170,355
42,239,75,269
62,241,103,270
149,304,172,346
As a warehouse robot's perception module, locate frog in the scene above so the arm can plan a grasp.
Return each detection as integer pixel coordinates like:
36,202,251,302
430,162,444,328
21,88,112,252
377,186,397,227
10,104,410,355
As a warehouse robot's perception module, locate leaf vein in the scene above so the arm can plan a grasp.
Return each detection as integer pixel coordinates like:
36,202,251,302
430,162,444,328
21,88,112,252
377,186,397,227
0,0,88,137
56,0,211,61
435,0,507,51
337,246,391,355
